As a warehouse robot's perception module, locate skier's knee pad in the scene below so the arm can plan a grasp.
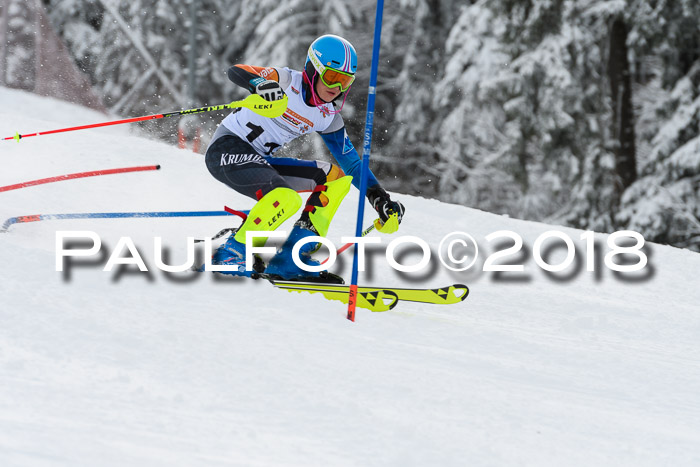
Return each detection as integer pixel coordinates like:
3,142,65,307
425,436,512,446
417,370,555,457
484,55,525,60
234,187,302,246
304,175,353,237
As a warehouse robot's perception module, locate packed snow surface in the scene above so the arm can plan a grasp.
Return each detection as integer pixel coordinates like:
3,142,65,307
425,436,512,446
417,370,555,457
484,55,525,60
1,87,699,466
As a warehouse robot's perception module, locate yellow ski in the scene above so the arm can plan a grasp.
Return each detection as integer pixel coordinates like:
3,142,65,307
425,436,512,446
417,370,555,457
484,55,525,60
271,281,469,311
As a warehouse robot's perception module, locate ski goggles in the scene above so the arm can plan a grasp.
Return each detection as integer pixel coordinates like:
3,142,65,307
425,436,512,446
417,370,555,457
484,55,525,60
319,68,355,92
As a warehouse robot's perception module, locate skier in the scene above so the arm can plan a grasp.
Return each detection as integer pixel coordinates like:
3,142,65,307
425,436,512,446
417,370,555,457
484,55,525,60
204,34,404,282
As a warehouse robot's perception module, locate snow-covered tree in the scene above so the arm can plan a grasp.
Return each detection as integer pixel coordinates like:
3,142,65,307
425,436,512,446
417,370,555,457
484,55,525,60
618,61,700,250
2,0,38,90
430,0,617,223
360,0,467,196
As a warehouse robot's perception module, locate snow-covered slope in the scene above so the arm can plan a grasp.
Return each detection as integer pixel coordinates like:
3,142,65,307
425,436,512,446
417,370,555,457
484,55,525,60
1,87,699,467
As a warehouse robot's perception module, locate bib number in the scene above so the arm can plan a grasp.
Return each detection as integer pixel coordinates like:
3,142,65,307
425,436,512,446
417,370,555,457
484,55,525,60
245,122,280,155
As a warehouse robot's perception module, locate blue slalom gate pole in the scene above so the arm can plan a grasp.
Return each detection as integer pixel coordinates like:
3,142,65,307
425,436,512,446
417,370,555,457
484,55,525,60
347,0,384,322
0,210,239,233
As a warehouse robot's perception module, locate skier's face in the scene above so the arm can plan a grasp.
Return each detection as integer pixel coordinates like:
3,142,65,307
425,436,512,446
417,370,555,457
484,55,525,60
315,78,342,103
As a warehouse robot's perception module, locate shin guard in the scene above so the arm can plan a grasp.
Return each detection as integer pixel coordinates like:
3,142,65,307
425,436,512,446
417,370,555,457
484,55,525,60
304,176,353,237
234,187,302,246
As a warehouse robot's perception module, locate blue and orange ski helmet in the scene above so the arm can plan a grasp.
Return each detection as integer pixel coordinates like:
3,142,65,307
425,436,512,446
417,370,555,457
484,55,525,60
304,35,358,93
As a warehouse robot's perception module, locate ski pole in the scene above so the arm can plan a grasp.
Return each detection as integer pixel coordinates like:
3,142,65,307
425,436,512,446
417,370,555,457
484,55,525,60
3,94,288,142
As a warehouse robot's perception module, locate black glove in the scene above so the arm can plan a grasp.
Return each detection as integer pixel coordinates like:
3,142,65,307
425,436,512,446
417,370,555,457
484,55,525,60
249,77,285,101
367,185,405,225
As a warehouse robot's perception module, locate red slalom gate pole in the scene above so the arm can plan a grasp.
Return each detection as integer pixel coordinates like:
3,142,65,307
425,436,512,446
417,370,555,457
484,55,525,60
0,165,160,193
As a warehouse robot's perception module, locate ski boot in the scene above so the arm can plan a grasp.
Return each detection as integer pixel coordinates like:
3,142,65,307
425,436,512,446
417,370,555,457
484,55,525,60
208,186,302,277
210,232,265,277
263,224,343,283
